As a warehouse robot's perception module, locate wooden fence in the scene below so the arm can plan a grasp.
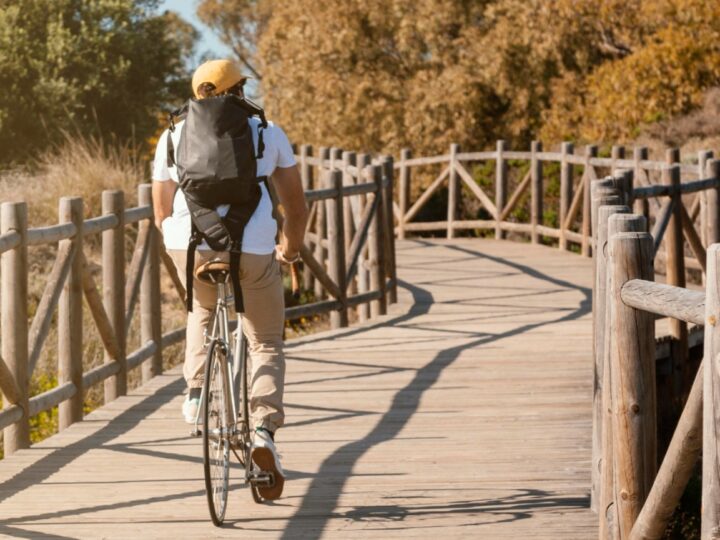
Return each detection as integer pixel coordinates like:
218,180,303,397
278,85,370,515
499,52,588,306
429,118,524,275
591,169,720,539
392,141,720,539
0,153,397,456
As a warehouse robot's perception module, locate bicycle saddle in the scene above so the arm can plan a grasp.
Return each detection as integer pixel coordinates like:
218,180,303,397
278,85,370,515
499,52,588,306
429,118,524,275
195,259,231,284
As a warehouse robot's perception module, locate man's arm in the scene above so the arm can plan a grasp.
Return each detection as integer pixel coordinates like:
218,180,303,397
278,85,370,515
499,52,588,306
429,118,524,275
151,180,176,231
272,165,308,260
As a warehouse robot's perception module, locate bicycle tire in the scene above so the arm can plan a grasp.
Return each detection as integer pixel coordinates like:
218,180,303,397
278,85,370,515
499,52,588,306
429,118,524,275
238,338,264,504
203,340,231,526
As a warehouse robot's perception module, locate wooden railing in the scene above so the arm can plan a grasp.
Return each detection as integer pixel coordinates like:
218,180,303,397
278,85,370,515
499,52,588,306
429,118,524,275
392,142,717,271
0,185,171,456
0,158,398,456
591,171,720,539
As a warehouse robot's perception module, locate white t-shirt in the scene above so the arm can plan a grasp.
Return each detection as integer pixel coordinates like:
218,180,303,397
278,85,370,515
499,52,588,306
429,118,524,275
151,117,296,253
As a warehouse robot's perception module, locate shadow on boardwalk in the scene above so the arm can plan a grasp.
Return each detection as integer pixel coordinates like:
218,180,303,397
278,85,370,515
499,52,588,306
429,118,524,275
278,241,591,538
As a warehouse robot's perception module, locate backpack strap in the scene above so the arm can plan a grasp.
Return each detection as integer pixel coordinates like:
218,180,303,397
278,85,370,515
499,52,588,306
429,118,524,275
185,228,200,312
167,130,176,168
166,103,189,167
229,249,243,313
222,175,268,313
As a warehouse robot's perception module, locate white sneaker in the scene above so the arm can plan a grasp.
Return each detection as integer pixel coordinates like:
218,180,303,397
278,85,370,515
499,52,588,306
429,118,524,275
252,429,285,500
182,395,201,424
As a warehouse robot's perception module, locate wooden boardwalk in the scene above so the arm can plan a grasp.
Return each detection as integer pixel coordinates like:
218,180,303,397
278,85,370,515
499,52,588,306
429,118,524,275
0,239,596,539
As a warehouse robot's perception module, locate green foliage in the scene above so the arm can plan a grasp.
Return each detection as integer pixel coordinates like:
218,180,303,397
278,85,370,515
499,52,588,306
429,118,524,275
0,0,197,165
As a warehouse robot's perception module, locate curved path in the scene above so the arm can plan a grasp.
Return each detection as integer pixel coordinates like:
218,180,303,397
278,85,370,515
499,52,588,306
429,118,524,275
0,239,596,538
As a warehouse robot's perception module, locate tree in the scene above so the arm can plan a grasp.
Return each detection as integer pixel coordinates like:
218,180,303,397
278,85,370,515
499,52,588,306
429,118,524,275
199,0,720,154
0,0,197,165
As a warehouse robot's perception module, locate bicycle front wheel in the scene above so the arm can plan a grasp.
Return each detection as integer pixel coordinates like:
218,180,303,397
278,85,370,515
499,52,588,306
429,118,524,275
203,340,231,526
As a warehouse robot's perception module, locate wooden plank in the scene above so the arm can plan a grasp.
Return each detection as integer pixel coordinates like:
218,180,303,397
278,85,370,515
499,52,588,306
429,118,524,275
702,245,720,538
621,280,704,325
139,185,162,382
455,160,498,219
531,141,543,244
28,382,76,417
631,362,703,540
123,205,152,224
609,232,656,537
82,214,118,236
27,240,76,375
58,197,83,430
404,165,450,224
499,170,531,222
1,202,29,454
80,253,121,362
124,224,151,333
651,199,674,254
103,190,126,405
26,222,76,246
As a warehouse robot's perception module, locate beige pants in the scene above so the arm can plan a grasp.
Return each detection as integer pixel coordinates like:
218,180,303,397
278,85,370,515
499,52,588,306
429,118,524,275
169,249,285,432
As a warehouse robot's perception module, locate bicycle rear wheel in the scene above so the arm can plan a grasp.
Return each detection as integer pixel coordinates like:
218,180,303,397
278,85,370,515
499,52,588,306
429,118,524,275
203,340,231,526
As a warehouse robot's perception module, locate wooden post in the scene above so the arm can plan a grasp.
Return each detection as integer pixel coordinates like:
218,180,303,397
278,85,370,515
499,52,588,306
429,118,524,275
633,147,650,229
326,170,348,329
447,143,459,239
300,144,314,292
103,190,126,402
398,148,411,240
342,151,357,299
369,165,387,317
559,142,574,250
58,197,83,429
356,153,371,322
602,213,644,540
1,202,29,454
591,186,623,513
314,147,329,300
139,185,162,382
531,141,543,244
698,150,713,248
383,156,398,305
496,140,508,240
706,159,720,246
703,244,720,539
611,145,625,175
594,204,631,525
665,163,690,400
582,145,599,257
342,151,356,254
608,231,655,538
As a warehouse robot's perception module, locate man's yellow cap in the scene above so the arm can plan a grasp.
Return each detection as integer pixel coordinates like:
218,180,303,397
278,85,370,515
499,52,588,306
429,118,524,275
191,59,248,98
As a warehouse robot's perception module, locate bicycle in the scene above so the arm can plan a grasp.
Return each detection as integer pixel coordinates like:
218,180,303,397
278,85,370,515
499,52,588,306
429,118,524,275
189,259,274,526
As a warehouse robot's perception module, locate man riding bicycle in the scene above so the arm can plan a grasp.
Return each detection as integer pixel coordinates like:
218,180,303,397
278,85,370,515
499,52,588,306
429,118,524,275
151,59,308,500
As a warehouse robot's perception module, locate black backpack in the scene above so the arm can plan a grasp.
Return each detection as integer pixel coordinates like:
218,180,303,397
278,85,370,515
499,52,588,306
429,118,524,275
167,94,269,313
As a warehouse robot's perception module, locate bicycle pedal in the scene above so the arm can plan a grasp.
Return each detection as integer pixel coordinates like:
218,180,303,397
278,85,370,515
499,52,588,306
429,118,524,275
251,472,275,487
190,429,202,438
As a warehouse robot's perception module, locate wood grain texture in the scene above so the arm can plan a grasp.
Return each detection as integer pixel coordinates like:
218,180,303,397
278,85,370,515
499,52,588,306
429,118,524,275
1,202,29,454
621,280,705,326
609,232,656,538
58,197,84,429
702,245,720,539
0,239,597,539
595,204,630,531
